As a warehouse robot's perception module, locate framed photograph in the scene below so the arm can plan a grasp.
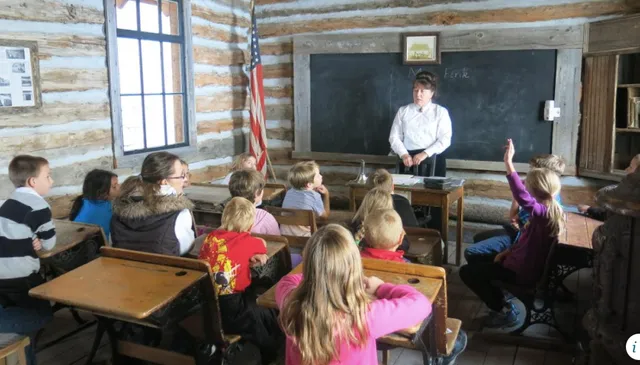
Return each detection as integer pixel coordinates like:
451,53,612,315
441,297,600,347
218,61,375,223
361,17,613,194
0,39,42,112
403,32,441,65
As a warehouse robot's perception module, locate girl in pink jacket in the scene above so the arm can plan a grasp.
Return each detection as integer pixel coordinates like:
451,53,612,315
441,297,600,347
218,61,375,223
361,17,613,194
276,224,431,365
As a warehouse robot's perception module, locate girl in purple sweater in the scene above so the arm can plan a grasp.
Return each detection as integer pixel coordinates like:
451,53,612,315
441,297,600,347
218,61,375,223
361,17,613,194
276,224,431,365
460,139,564,328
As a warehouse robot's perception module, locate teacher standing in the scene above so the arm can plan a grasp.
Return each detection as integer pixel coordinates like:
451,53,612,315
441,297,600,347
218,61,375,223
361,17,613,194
388,71,452,228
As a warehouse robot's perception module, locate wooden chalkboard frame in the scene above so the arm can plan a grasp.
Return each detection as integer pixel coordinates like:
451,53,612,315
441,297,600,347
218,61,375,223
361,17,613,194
291,26,584,174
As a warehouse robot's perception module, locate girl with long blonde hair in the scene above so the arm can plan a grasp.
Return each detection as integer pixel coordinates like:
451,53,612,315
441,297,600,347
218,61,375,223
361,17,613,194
350,188,410,251
460,139,565,328
213,152,257,185
276,224,431,365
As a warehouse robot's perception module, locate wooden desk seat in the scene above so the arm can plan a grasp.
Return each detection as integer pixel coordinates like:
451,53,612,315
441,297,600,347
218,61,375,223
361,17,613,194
404,227,443,266
0,335,29,365
265,207,316,248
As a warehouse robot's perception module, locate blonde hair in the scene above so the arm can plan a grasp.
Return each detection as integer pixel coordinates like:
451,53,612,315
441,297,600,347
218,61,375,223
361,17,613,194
366,169,393,192
364,209,404,250
230,153,254,172
288,161,319,190
279,224,370,365
220,197,255,232
529,154,565,176
352,188,393,243
525,168,564,237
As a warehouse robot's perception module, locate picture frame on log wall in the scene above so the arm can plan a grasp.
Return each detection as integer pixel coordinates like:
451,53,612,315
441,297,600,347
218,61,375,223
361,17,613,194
0,39,42,112
403,32,441,65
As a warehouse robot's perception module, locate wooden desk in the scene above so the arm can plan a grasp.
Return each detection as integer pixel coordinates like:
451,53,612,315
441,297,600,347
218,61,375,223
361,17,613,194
561,212,603,250
38,220,104,259
29,256,206,320
316,210,354,226
186,183,286,211
348,183,464,266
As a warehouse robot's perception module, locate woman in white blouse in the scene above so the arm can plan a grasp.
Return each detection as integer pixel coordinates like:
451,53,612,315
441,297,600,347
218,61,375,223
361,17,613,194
388,71,452,177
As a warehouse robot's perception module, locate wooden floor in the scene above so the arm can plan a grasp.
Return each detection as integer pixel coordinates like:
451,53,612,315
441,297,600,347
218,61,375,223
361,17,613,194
35,224,591,365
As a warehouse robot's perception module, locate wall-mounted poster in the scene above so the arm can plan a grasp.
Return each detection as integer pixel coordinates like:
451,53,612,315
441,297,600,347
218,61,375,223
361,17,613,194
0,40,41,110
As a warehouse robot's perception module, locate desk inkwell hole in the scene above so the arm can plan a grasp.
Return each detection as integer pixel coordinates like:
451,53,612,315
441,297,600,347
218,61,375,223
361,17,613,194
175,271,187,277
76,227,85,232
407,278,420,284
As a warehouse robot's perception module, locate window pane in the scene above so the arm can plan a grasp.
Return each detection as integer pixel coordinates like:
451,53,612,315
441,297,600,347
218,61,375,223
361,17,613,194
117,38,141,95
116,0,137,31
144,95,166,148
139,0,159,33
121,96,144,152
161,0,179,35
163,42,182,93
165,94,185,144
141,40,162,94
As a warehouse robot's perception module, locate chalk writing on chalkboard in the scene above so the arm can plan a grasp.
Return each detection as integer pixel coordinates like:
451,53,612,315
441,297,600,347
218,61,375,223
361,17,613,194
444,67,471,79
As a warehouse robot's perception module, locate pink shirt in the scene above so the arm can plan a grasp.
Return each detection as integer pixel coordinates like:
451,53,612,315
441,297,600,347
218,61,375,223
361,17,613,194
276,274,432,365
252,209,280,236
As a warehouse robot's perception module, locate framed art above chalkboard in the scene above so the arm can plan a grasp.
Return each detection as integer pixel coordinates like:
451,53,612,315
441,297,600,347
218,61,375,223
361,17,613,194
0,39,42,112
403,32,441,65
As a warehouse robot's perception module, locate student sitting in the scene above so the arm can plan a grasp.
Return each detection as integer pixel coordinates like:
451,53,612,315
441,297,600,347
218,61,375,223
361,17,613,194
111,152,195,256
276,224,431,365
460,139,564,327
212,152,257,185
366,168,419,227
360,209,409,263
70,169,120,240
229,169,279,235
350,188,410,251
577,153,640,221
198,197,283,364
465,153,565,264
280,161,330,236
0,155,57,365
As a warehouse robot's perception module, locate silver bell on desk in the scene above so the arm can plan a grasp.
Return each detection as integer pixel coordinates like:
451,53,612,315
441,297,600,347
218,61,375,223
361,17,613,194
351,159,368,184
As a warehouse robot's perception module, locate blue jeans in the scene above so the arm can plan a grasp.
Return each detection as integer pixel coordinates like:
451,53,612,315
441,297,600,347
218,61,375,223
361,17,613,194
464,234,513,264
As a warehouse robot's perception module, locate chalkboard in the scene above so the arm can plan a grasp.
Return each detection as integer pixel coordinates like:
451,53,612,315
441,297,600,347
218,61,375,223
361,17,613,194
309,50,556,163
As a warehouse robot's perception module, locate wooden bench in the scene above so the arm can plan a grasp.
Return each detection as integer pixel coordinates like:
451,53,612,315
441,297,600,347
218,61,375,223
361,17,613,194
0,335,29,365
265,206,317,248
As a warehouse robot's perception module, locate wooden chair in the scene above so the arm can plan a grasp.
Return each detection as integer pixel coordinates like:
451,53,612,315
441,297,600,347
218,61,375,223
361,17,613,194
0,335,29,365
491,240,567,339
404,227,443,266
361,259,462,364
264,207,317,248
97,247,243,365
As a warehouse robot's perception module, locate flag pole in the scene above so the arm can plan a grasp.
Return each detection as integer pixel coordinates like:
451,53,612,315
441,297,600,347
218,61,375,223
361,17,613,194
249,0,278,183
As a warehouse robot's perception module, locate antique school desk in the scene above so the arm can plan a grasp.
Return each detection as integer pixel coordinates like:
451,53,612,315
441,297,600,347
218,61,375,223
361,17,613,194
348,181,465,265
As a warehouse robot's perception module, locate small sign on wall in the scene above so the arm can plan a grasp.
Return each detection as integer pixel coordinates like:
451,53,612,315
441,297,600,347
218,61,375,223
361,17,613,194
0,39,42,111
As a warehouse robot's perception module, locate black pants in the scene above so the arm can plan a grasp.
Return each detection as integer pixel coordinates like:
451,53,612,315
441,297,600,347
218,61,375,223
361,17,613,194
397,150,447,231
459,262,517,312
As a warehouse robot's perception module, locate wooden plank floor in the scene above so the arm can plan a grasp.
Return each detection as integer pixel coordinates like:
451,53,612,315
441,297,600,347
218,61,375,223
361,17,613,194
36,223,591,365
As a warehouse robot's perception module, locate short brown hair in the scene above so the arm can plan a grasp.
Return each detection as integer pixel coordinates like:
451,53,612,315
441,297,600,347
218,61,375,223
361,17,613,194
229,169,265,203
9,155,49,188
288,161,319,189
364,209,404,250
366,169,393,192
220,197,255,232
529,154,565,176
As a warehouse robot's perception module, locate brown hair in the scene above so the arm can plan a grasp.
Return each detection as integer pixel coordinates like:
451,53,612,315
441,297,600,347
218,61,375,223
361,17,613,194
529,154,565,176
118,151,180,202
229,169,265,203
364,208,404,250
414,71,437,95
230,153,254,172
220,197,255,232
366,169,393,192
8,155,49,188
288,161,319,190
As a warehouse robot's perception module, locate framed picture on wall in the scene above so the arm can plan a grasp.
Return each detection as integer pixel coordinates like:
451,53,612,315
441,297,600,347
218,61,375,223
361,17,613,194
0,39,42,112
403,32,441,65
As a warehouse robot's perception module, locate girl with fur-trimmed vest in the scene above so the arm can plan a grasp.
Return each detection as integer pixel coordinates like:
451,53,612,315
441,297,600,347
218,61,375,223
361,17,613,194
111,152,196,256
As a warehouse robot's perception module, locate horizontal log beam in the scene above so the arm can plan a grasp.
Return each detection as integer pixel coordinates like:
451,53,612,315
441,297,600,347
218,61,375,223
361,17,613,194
41,69,108,92
0,102,110,127
195,91,248,113
193,46,247,65
0,0,104,24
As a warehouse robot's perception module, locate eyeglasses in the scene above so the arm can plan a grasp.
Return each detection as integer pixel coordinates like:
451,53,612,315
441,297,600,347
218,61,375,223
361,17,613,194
167,174,186,180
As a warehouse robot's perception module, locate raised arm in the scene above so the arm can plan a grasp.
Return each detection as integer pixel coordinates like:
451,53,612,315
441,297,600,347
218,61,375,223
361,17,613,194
504,139,545,216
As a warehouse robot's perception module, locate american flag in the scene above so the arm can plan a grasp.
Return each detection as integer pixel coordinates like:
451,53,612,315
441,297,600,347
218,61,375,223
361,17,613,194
248,9,268,176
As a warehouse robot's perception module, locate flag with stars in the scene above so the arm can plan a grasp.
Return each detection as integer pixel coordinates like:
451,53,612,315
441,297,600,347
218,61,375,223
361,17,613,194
248,9,268,176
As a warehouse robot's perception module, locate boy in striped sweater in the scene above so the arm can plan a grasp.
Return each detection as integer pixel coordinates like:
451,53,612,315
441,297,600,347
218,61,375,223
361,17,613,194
0,155,56,365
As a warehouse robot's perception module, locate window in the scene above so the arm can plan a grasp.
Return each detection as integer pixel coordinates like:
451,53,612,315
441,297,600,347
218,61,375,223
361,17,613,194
106,0,196,163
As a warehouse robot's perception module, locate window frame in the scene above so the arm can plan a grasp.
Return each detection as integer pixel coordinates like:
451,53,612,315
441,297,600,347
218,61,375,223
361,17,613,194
105,0,197,168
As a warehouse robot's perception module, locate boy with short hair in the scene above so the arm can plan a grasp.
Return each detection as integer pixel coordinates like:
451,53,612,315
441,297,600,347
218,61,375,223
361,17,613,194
198,197,282,364
366,169,419,227
229,169,279,235
0,155,57,365
281,161,330,236
360,209,408,263
466,154,565,264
